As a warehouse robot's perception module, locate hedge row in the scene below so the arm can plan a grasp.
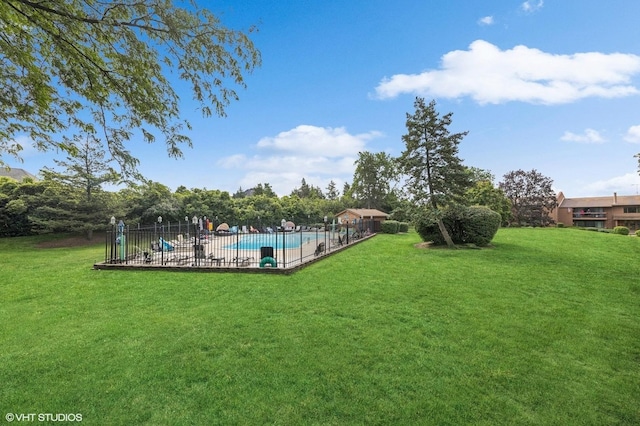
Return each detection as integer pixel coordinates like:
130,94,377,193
380,220,410,234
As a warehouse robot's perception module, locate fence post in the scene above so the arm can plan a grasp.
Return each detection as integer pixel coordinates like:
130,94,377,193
235,230,239,267
346,221,349,245
282,226,286,268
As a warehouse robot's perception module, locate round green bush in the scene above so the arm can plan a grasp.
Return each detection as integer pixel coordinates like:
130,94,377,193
613,226,630,235
380,220,400,234
398,222,409,233
636,229,640,237
415,205,501,246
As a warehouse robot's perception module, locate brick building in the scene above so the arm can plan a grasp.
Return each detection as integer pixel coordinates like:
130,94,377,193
553,192,640,231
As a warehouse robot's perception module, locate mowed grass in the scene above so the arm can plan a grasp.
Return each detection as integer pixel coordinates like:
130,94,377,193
1,228,639,425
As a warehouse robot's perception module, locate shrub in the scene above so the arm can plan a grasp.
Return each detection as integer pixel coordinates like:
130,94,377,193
556,222,565,228
415,205,501,246
613,226,630,235
636,229,640,237
380,220,400,234
398,222,409,233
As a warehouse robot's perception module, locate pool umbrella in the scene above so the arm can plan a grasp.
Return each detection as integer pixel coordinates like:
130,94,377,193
216,223,229,231
285,221,295,229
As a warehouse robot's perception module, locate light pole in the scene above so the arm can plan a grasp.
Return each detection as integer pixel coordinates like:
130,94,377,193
192,215,199,266
323,216,327,254
118,219,125,262
109,216,116,263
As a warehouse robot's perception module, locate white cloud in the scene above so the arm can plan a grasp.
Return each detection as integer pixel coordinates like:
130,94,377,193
623,125,640,143
256,125,381,157
374,40,640,105
583,172,640,196
560,129,605,143
7,135,39,157
217,125,383,195
478,16,494,26
521,0,544,13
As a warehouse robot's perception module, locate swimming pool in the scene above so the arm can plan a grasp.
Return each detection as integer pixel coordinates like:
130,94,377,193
224,232,320,250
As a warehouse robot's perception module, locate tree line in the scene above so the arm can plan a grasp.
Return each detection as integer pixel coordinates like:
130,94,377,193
0,100,557,240
0,2,578,244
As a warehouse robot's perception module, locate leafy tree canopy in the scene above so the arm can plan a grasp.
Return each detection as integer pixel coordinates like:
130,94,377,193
0,0,261,176
499,169,557,227
351,151,397,210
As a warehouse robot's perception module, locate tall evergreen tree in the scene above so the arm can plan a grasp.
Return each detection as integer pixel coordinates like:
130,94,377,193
42,135,119,202
252,183,277,198
398,97,471,247
40,135,120,238
325,180,340,201
291,178,324,199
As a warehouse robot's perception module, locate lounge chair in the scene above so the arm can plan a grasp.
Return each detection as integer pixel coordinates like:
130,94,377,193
207,253,225,266
159,237,175,251
232,256,254,267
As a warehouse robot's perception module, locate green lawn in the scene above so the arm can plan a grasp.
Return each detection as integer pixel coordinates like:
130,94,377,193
1,228,639,425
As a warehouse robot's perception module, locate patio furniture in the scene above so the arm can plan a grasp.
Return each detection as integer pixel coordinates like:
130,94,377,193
208,254,226,266
232,257,254,267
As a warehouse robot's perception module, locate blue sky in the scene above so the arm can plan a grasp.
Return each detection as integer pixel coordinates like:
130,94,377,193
8,0,640,197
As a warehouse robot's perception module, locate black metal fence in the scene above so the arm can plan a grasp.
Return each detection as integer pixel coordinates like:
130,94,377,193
103,219,375,270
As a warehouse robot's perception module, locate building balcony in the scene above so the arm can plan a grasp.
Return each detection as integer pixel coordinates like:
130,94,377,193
572,212,606,220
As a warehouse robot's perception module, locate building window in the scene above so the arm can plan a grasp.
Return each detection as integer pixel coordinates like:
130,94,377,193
575,221,604,228
620,221,640,231
623,206,640,213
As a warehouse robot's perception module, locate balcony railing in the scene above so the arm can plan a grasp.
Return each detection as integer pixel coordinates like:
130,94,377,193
572,212,606,219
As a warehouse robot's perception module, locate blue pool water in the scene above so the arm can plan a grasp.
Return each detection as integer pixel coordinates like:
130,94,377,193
224,232,320,250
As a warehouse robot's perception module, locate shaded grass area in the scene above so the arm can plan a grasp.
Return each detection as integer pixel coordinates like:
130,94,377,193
1,229,639,424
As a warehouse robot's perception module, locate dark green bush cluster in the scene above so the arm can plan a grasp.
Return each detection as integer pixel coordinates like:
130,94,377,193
381,220,400,234
613,226,630,235
415,205,501,246
636,229,640,237
556,222,565,228
398,222,409,233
